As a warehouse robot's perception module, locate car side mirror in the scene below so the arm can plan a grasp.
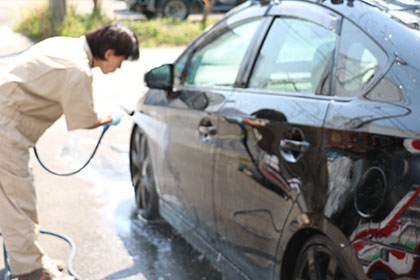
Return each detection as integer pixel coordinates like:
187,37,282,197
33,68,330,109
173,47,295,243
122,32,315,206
144,64,174,91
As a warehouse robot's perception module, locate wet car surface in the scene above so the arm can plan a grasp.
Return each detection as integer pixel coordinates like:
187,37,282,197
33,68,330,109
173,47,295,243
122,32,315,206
130,0,420,279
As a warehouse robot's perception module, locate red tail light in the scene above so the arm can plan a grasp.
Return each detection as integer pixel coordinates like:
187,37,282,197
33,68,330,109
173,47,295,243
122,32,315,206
403,139,420,153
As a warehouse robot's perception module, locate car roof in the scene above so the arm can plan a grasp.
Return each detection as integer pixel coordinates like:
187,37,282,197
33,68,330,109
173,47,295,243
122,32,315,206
319,0,420,31
362,0,420,27
321,0,420,68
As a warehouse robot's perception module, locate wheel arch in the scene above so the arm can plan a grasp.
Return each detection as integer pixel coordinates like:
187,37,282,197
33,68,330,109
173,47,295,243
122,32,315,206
277,212,367,280
280,227,321,280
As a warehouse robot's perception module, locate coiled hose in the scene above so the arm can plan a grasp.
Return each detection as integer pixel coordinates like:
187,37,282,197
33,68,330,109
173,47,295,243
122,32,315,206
1,230,82,280
0,125,111,279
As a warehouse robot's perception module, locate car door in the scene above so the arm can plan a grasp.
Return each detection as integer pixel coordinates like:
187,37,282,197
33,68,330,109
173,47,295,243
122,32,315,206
159,12,265,243
213,3,341,279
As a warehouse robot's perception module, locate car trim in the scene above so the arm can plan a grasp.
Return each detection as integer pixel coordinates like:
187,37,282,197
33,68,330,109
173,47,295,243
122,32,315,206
236,16,273,88
231,86,335,101
267,0,341,32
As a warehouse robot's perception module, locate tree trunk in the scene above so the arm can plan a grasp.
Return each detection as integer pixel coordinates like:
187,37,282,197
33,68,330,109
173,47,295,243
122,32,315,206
49,0,66,23
93,0,102,16
202,0,216,28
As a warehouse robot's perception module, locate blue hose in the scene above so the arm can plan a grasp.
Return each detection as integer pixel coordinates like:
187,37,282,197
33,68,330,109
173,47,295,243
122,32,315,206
3,240,10,280
0,46,32,59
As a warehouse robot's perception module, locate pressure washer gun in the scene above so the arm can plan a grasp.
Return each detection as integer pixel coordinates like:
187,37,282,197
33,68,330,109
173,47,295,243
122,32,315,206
102,105,133,131
119,105,135,117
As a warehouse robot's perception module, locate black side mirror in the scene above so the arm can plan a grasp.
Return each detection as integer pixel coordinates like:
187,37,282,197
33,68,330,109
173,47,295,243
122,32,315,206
144,64,174,91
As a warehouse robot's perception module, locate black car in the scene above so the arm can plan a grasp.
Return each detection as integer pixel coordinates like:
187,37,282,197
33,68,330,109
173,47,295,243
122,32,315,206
126,0,245,19
129,0,420,279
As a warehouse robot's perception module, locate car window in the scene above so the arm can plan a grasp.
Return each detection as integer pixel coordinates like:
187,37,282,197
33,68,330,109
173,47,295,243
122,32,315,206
185,19,260,86
248,17,337,94
334,19,388,97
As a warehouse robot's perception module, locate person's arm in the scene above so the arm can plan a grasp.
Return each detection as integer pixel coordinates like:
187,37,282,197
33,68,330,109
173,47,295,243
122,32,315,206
88,115,113,129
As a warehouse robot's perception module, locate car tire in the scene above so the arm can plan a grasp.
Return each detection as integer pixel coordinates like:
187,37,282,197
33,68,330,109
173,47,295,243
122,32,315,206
129,125,159,220
293,235,354,280
160,0,189,19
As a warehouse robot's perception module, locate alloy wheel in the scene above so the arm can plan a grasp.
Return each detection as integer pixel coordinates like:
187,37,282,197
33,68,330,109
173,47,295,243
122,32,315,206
129,125,159,219
294,236,352,280
162,0,188,19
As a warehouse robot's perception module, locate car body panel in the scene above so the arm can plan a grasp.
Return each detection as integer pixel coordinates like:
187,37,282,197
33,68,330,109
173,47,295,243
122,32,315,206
161,87,230,242
214,89,331,279
322,63,420,278
131,0,420,279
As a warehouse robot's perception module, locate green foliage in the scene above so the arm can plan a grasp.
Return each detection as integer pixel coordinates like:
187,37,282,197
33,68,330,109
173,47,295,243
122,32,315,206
123,18,216,47
14,2,109,41
13,2,218,47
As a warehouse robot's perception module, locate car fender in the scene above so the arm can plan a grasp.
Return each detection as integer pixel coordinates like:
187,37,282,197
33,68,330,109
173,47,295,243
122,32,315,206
275,209,368,280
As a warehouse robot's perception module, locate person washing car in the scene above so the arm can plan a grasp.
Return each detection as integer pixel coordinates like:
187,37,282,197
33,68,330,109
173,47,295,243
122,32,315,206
0,22,139,280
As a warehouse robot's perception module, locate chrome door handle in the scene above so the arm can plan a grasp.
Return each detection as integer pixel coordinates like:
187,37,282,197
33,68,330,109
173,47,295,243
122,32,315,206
198,125,216,143
279,139,310,163
280,139,310,152
198,125,217,135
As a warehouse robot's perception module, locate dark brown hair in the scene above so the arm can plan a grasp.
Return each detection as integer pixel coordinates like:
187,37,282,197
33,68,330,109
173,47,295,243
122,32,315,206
85,22,139,60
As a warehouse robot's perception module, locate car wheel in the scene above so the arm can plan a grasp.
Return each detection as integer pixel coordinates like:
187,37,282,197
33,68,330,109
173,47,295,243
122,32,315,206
293,235,353,280
129,125,159,219
160,0,189,19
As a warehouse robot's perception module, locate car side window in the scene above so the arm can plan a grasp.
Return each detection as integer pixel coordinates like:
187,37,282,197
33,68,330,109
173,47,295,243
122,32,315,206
185,19,260,86
249,17,337,94
334,19,388,97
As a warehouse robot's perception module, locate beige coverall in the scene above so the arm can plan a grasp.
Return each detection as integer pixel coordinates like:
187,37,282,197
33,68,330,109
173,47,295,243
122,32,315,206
0,36,99,276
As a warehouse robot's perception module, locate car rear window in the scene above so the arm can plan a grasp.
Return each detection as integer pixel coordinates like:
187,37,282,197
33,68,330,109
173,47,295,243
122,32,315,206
334,19,388,97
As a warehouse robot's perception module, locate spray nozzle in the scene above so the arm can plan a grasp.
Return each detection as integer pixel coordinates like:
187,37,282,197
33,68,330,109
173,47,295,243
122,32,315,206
119,105,134,116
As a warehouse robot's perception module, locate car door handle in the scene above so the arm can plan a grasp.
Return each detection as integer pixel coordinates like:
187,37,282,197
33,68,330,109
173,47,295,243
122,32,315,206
280,139,310,153
198,125,217,135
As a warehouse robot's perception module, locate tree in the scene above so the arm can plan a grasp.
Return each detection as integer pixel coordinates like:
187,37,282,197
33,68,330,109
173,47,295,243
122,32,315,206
49,0,66,23
202,0,216,28
93,0,102,16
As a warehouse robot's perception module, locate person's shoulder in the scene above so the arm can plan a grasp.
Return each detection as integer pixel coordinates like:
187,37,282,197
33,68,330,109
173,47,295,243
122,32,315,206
34,36,79,50
30,37,91,70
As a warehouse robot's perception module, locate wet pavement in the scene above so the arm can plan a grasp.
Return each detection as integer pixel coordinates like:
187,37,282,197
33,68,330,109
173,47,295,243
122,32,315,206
0,1,224,279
